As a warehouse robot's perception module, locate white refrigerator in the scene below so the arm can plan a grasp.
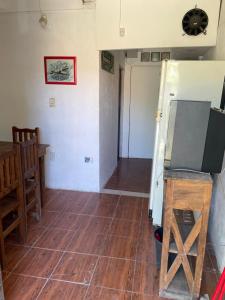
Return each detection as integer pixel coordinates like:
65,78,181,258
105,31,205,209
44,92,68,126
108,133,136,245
150,60,225,226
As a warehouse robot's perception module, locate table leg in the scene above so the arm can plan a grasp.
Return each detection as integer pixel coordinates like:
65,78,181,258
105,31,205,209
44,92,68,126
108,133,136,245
39,156,46,208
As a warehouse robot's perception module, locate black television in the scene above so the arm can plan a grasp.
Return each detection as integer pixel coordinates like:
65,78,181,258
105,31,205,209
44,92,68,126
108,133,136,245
165,102,225,174
202,108,225,173
220,77,225,110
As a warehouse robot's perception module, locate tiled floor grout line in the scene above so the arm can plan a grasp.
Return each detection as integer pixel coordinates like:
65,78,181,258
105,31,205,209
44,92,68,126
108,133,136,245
90,284,135,295
30,246,137,261
35,247,66,300
90,284,157,297
82,255,100,299
42,210,141,218
102,188,150,198
5,216,65,283
6,215,143,248
3,222,51,281
47,278,90,286
30,226,50,248
9,201,97,299
4,191,218,299
3,246,33,282
5,193,154,299
38,203,108,299
131,198,144,300
30,246,65,253
7,209,74,298
82,196,121,299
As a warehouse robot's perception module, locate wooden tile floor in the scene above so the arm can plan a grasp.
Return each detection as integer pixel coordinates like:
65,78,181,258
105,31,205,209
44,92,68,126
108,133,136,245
3,189,219,300
105,158,152,193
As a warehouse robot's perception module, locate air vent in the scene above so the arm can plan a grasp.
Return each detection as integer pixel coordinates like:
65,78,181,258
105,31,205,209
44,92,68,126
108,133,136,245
182,8,208,36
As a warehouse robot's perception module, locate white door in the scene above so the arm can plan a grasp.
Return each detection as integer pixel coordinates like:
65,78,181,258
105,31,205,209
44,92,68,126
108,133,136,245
129,66,161,158
150,60,225,226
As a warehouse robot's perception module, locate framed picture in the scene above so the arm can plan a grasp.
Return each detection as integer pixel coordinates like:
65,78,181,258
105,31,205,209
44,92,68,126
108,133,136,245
141,52,151,62
151,52,161,62
44,56,77,85
101,51,114,74
161,52,171,61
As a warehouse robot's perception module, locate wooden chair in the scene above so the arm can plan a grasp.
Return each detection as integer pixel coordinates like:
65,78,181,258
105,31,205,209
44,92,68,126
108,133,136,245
0,144,25,268
12,126,40,144
12,127,41,226
19,137,41,230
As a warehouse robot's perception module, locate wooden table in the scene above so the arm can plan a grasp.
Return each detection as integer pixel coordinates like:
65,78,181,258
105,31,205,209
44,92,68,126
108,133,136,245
0,142,49,207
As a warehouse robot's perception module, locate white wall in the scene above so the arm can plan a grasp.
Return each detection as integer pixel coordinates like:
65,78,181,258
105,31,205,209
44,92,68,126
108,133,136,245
96,0,221,50
0,8,100,192
205,0,225,273
99,51,120,188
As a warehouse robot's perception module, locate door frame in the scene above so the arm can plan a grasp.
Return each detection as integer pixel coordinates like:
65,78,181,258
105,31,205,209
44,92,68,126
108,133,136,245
120,61,162,159
118,67,124,159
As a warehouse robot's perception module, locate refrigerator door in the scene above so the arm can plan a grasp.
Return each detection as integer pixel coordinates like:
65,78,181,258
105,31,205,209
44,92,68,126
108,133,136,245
150,60,225,226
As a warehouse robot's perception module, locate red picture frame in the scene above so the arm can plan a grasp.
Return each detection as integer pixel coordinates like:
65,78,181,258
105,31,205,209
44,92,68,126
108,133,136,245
44,56,77,85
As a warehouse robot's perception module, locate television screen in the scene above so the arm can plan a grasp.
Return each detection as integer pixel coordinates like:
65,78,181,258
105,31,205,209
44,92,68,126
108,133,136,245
220,76,225,110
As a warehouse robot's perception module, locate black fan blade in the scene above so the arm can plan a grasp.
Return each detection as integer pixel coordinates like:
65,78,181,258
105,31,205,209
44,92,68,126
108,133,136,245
182,8,208,36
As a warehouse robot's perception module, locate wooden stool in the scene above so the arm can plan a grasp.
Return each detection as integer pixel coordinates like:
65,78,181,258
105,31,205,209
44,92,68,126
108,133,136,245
159,170,213,300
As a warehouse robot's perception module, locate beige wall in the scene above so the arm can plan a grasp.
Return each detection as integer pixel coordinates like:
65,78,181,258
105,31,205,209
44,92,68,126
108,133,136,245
96,0,221,50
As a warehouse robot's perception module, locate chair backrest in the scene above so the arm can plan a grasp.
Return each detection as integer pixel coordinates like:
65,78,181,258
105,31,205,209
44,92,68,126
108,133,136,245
20,137,39,180
0,144,22,199
12,127,40,144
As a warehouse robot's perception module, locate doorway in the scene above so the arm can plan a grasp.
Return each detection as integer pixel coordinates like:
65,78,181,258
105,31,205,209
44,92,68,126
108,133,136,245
103,62,161,195
128,65,161,158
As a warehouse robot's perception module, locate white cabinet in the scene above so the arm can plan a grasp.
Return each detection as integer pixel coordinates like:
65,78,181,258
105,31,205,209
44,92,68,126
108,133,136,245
96,0,220,50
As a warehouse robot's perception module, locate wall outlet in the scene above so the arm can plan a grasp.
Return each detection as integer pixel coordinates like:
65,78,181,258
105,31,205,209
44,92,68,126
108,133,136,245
84,157,93,163
120,27,126,37
49,98,56,107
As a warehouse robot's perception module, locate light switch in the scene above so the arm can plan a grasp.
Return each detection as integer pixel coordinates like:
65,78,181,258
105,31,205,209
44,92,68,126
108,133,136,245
120,27,126,37
49,98,56,107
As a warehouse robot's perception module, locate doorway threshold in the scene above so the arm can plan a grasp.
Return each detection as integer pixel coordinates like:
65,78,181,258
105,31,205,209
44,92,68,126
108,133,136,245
101,188,149,198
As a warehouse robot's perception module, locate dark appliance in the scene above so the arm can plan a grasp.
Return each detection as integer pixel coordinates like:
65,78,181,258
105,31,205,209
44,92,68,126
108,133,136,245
165,100,211,171
165,100,225,174
202,109,225,173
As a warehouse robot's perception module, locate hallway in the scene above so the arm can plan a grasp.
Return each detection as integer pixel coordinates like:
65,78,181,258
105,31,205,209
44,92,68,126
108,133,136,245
104,158,152,194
